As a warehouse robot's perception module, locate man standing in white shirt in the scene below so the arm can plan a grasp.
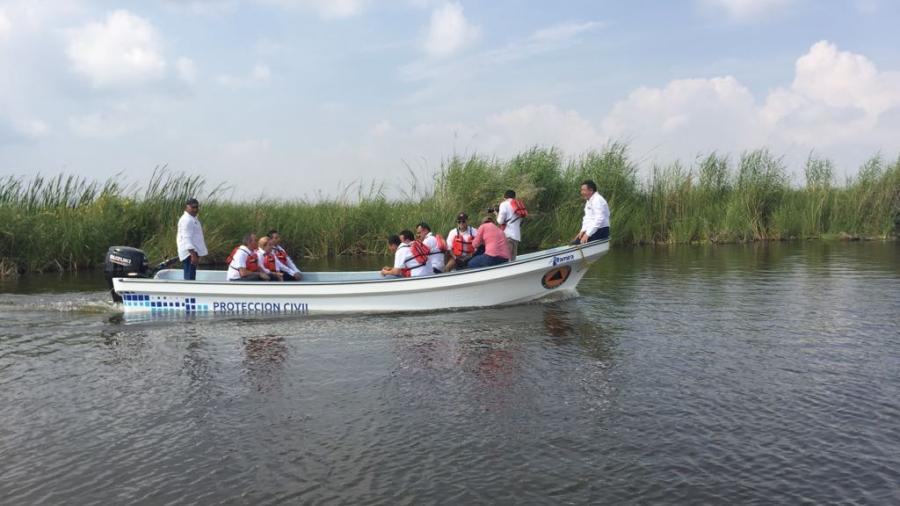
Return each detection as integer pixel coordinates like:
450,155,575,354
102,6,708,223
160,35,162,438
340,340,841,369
572,179,610,244
496,189,523,261
176,198,208,280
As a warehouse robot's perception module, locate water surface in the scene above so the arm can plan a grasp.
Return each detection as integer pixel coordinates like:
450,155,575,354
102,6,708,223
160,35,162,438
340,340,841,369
1,242,898,504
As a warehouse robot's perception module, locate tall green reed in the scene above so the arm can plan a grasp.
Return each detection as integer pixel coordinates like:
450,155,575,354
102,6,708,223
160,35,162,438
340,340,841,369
1,146,897,275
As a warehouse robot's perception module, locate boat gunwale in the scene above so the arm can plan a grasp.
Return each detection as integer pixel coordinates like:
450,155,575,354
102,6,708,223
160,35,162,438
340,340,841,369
114,240,609,289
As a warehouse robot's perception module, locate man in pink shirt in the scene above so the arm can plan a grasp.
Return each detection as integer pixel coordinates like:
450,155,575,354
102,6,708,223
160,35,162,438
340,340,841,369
468,215,511,269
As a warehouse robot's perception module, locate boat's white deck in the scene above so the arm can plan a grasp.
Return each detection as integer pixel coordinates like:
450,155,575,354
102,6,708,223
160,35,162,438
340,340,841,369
153,245,572,282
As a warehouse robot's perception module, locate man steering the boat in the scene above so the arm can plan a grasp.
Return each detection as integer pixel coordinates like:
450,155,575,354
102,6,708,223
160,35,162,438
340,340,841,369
572,179,610,244
176,197,208,280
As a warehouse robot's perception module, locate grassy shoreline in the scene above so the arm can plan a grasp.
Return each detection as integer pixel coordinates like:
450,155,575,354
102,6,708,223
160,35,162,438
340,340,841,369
1,145,898,277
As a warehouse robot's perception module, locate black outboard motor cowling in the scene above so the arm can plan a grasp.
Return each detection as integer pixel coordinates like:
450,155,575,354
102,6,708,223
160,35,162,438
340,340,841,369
105,246,150,303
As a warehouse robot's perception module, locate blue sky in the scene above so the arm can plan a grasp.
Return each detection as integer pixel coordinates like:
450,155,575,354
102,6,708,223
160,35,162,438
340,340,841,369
1,0,899,198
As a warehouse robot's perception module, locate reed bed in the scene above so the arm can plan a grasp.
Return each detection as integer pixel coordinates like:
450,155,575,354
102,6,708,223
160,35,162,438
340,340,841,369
0,146,897,276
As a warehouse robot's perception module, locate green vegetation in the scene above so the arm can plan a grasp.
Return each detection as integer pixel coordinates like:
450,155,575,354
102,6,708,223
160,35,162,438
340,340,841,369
1,145,898,276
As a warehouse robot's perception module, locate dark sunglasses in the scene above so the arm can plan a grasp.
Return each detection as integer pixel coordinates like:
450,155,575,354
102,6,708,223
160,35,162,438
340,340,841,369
457,219,467,223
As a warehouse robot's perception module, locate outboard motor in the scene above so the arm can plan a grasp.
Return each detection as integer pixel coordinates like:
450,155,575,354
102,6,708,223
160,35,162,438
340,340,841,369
104,246,150,303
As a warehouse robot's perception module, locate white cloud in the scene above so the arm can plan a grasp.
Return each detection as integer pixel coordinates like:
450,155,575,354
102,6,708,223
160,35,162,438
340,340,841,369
600,40,900,171
484,105,602,155
699,0,797,21
387,41,900,180
251,63,271,82
601,76,765,156
69,107,139,139
257,0,367,18
217,63,272,88
66,10,166,89
176,57,198,84
531,21,602,44
162,0,238,16
485,20,601,65
0,9,11,41
223,138,272,157
372,119,392,136
363,104,602,170
761,40,900,146
423,2,480,58
403,18,600,82
16,118,50,139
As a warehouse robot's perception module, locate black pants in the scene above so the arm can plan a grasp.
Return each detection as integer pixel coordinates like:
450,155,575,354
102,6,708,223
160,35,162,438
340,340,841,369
588,227,610,241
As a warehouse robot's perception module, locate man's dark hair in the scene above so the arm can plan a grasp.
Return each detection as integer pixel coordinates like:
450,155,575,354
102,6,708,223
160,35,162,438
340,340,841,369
582,180,597,192
185,197,199,207
267,229,279,238
387,234,401,246
416,222,431,232
399,230,415,242
504,190,516,199
242,233,256,245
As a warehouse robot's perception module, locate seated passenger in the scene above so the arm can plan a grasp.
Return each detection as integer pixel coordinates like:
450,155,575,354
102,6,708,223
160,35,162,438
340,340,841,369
256,236,285,281
445,212,477,271
267,229,302,281
415,222,448,275
226,233,270,281
380,230,430,278
468,216,510,269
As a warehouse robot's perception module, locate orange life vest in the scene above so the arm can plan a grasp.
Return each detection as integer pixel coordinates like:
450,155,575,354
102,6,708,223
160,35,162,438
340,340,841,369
501,199,528,231
451,227,476,256
227,245,258,272
274,247,289,265
434,233,448,253
511,198,528,218
401,241,431,277
262,251,277,272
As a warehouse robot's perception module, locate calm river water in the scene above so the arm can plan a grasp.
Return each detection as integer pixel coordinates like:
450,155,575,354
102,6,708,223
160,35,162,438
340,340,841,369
1,242,898,505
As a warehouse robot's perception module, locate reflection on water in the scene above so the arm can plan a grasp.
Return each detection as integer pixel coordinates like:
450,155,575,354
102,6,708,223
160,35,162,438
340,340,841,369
0,241,898,504
242,336,288,392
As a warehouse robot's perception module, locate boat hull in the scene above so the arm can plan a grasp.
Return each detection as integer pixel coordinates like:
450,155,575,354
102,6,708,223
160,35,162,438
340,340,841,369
112,241,609,315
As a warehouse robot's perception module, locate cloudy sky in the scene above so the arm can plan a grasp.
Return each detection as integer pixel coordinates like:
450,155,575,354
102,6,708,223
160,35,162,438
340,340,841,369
1,0,899,198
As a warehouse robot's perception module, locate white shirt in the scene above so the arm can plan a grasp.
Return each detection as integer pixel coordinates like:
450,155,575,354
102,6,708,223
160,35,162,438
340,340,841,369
447,226,477,256
273,245,301,276
422,232,444,273
581,191,610,236
393,243,428,277
256,248,288,275
497,198,522,242
227,246,253,281
176,211,208,261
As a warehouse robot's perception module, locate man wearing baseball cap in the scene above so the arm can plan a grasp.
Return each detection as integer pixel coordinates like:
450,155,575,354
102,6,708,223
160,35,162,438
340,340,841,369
445,212,478,271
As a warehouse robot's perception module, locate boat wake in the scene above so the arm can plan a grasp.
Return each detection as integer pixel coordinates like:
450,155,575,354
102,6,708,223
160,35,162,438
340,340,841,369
0,292,120,314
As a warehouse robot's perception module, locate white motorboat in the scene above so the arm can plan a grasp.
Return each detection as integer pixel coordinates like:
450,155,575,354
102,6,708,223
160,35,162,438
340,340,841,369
108,240,609,315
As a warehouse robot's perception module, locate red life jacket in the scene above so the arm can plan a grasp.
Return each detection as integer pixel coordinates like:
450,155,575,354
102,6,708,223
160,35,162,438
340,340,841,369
401,241,431,277
262,251,277,272
227,245,258,272
226,246,240,265
451,228,475,256
511,199,528,218
274,247,289,265
501,199,528,231
434,233,448,253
